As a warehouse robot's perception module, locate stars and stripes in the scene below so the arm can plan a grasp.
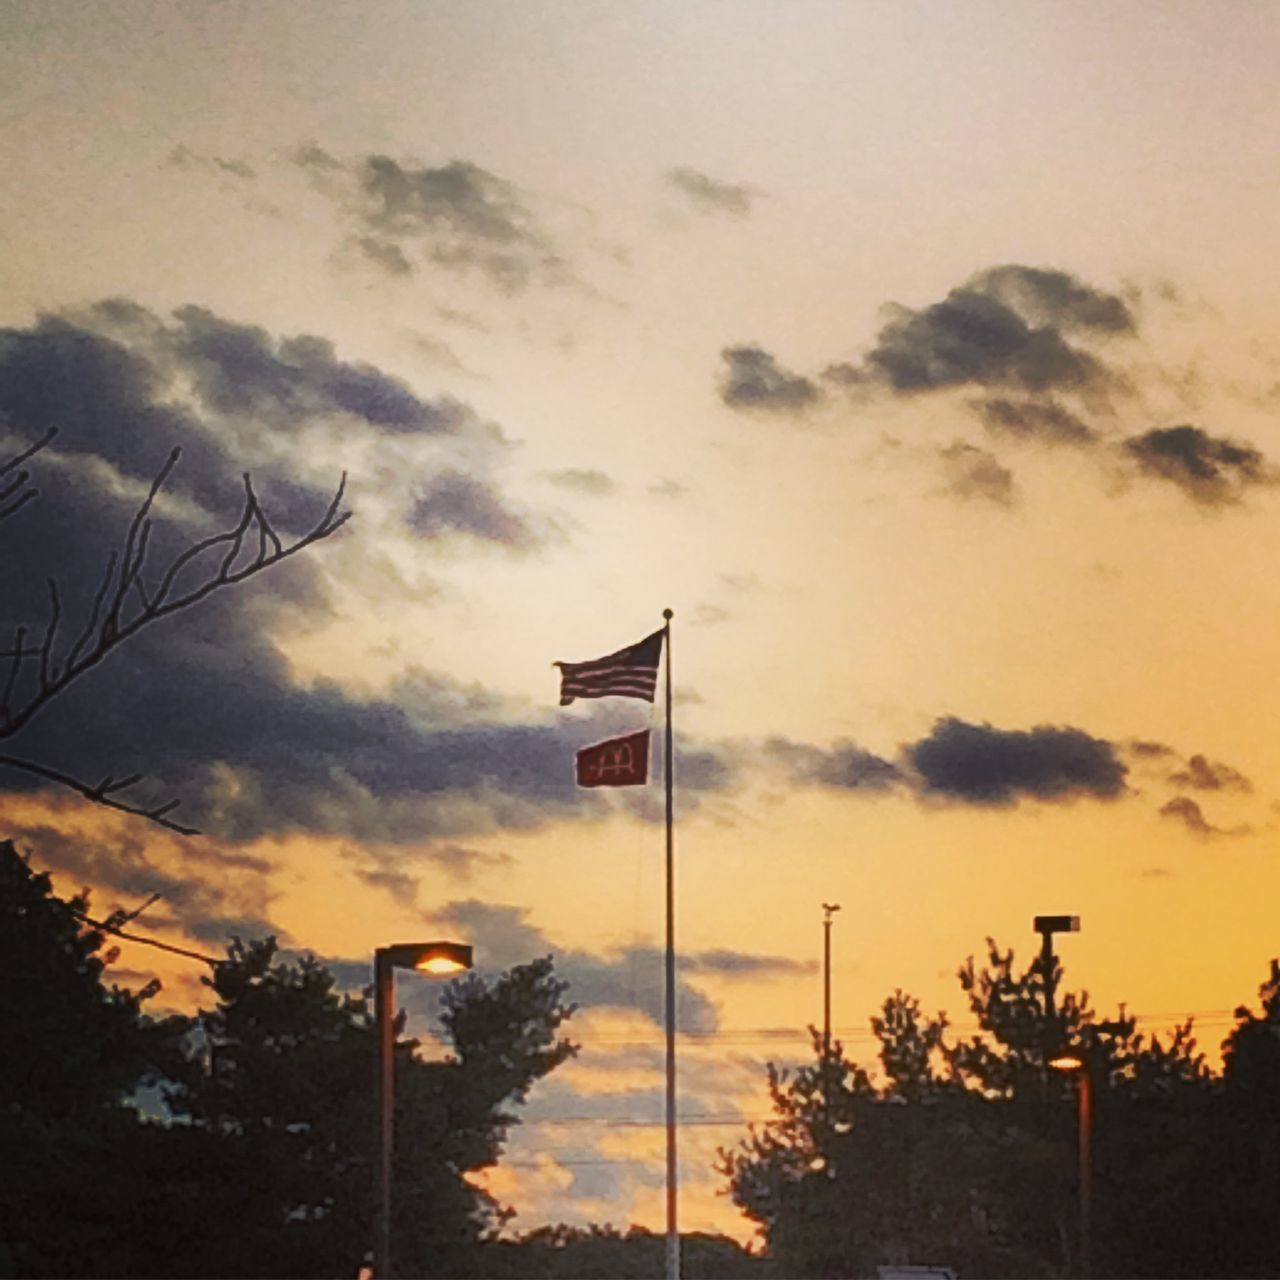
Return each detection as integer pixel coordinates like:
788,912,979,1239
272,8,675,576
555,628,664,705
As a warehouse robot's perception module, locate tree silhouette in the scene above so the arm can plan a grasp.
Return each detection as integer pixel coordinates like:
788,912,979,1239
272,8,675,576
0,431,347,833
721,937,1236,1279
1,845,582,1278
0,838,193,1276
165,938,577,1278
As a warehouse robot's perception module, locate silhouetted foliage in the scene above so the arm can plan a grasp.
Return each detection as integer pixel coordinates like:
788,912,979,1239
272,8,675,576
479,1225,765,1278
0,839,191,1278
721,937,1254,1280
161,938,577,1278
0,843,579,1278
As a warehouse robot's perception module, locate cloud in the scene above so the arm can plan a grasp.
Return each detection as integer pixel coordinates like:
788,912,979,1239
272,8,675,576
718,345,823,414
904,717,1128,806
937,441,1016,507
1169,753,1252,793
341,841,514,905
353,234,413,278
764,737,904,793
11,821,282,944
164,144,256,181
1158,796,1249,839
408,470,542,548
297,148,573,293
681,949,816,979
825,264,1132,398
1123,425,1274,506
666,167,760,217
430,900,721,1033
974,397,1098,447
544,468,615,496
163,304,466,436
0,303,693,847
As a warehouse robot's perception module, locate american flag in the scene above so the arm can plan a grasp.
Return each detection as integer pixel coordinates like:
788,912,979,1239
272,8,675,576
555,628,664,705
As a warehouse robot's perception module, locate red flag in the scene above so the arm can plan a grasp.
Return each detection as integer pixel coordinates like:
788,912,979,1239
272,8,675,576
576,729,651,788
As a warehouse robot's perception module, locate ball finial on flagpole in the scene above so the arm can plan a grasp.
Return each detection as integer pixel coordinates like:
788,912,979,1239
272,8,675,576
663,608,673,620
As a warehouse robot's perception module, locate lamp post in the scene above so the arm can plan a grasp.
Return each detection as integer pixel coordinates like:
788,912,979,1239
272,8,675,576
821,903,840,1059
373,940,473,1279
1049,1051,1093,1279
1032,914,1080,1026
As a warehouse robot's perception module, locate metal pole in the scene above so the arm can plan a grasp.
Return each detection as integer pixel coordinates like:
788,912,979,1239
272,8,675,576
823,913,832,1057
1078,1065,1093,1280
1040,927,1056,1025
374,949,395,1278
662,608,679,1280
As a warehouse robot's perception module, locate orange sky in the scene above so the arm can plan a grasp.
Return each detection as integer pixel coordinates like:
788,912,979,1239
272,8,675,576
4,0,1280,1242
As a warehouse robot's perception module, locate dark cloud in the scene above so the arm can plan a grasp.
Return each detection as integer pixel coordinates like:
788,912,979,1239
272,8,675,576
408,469,540,548
905,717,1128,806
163,304,465,435
938,442,1016,507
0,304,694,848
186,914,283,945
12,823,281,944
1123,425,1273,506
666,167,760,217
341,841,514,905
1169,754,1252,793
765,737,904,792
0,300,528,559
353,235,413,278
975,397,1098,447
827,265,1131,398
718,345,823,414
298,149,572,293
3,594,737,844
1159,796,1249,840
430,900,718,1033
544,468,615,496
970,265,1134,333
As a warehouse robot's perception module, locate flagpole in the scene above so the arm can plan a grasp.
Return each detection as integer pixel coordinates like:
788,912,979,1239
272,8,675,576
662,607,679,1280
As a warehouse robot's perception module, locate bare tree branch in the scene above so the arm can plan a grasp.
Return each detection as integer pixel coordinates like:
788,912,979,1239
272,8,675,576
0,753,201,834
0,427,55,525
0,439,351,833
68,902,223,967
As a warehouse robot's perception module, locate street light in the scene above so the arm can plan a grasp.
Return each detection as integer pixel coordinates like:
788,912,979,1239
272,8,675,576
1049,1050,1093,1280
1032,914,1079,1024
374,941,473,1279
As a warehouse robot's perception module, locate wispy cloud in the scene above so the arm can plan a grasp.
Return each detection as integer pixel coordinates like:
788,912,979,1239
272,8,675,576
666,167,761,218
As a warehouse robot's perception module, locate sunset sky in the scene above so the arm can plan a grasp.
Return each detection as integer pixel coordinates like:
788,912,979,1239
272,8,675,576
4,0,1280,1242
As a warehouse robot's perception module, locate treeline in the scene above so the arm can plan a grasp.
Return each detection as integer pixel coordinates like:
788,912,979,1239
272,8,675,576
719,939,1280,1278
0,841,755,1279
11,828,1280,1279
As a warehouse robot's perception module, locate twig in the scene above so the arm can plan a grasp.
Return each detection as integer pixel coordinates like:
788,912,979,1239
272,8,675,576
0,445,350,832
68,903,222,967
0,753,201,834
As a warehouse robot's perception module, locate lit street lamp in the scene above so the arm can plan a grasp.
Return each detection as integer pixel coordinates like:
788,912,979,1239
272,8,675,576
1049,1050,1093,1280
373,940,473,1279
